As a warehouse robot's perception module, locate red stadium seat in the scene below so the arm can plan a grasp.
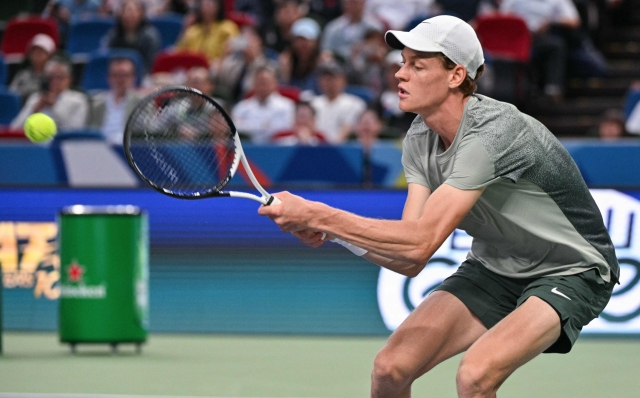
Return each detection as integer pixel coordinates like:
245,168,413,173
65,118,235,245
1,16,59,58
0,128,28,140
152,52,209,74
475,14,531,63
475,14,532,104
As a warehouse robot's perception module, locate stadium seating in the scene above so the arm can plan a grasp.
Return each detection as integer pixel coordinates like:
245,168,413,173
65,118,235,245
66,18,116,61
149,13,183,50
1,17,58,58
475,14,531,63
81,49,144,91
151,51,209,74
0,90,21,125
475,14,532,104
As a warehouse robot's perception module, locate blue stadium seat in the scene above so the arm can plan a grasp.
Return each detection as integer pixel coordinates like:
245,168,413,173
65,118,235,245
0,54,6,85
345,85,374,104
149,13,183,50
81,49,143,92
0,89,21,125
66,18,115,60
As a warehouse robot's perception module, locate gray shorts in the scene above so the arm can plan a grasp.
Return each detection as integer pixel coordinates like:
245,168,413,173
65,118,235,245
434,259,615,353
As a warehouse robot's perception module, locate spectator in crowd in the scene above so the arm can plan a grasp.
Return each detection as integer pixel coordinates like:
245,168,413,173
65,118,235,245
366,0,436,30
625,80,640,135
9,34,57,102
321,0,383,62
44,0,102,45
310,60,366,144
347,29,388,99
216,26,279,103
231,66,296,143
353,107,384,186
261,0,307,54
272,102,327,145
102,0,166,16
625,87,640,136
185,66,226,108
11,57,89,131
378,49,414,135
175,0,240,62
500,0,607,101
103,0,161,73
597,109,628,140
88,58,142,145
353,107,383,151
279,17,323,94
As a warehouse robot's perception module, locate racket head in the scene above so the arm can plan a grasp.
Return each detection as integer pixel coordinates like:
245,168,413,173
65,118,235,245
124,86,241,199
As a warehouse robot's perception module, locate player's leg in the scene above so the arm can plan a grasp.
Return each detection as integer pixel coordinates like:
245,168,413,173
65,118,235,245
455,268,615,398
455,296,561,398
371,290,488,398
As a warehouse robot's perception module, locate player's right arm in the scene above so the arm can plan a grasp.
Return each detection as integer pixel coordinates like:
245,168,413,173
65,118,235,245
360,183,431,273
292,183,431,275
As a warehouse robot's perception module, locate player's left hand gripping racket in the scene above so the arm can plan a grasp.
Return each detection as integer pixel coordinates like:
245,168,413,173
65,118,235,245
123,86,280,205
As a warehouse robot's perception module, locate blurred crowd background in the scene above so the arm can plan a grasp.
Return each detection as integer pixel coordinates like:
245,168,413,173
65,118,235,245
1,0,640,148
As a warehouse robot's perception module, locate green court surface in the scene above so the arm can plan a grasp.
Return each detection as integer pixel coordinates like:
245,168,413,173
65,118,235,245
1,333,639,397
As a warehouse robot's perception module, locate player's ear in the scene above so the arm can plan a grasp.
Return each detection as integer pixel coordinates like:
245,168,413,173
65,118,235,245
448,65,466,89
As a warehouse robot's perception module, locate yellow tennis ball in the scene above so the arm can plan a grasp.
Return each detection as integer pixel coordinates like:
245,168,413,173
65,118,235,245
24,113,57,143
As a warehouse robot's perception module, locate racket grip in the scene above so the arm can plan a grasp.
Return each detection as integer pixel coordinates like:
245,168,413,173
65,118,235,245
330,238,368,256
269,196,281,205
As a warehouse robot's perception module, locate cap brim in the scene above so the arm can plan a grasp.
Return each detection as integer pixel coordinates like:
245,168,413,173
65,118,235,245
385,30,441,53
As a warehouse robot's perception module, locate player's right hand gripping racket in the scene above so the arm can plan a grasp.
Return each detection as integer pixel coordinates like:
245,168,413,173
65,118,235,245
123,86,280,205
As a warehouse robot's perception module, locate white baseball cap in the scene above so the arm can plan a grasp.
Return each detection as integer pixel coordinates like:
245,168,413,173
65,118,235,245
385,15,484,79
29,33,56,54
291,18,321,40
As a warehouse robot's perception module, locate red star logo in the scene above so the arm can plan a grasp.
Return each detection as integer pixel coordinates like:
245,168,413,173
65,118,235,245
67,260,85,283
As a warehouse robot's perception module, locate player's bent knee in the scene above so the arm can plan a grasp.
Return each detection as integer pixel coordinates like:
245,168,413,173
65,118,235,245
456,359,499,397
371,350,414,390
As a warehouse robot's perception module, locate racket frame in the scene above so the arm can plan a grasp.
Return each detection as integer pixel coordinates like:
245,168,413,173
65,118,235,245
123,86,276,205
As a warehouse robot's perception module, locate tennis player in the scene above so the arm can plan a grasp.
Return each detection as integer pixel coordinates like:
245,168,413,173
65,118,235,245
258,15,618,398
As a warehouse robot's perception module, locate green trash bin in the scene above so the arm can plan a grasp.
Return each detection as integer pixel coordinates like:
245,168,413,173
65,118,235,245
58,205,148,354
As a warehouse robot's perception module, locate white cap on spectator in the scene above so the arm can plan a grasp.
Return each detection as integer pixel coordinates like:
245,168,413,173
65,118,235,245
291,18,321,40
30,33,56,54
385,15,484,79
385,50,403,66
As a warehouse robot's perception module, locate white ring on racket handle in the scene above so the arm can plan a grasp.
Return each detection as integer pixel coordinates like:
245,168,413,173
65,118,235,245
330,238,368,256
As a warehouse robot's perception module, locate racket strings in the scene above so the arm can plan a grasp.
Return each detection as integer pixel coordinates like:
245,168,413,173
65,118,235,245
127,90,237,196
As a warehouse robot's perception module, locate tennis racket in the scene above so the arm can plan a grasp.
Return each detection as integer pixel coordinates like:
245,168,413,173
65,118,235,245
123,86,280,205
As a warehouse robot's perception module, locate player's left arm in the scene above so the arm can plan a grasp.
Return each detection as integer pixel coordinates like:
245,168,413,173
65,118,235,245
259,183,484,277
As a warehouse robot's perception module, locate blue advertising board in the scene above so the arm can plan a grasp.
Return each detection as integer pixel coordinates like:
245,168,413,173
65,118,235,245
1,188,639,336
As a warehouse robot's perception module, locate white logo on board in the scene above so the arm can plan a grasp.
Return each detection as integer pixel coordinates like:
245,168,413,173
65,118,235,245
377,190,640,334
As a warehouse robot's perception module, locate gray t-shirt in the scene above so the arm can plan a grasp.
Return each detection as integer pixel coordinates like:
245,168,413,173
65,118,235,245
402,95,619,282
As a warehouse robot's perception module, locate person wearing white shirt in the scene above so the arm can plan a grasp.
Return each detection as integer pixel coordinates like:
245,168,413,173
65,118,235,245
88,58,142,145
500,0,581,100
626,101,640,135
321,0,383,61
231,66,296,144
11,57,89,131
311,61,366,144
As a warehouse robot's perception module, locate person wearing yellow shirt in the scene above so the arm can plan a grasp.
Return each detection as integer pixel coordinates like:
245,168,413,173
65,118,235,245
176,0,240,61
